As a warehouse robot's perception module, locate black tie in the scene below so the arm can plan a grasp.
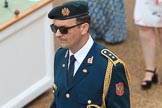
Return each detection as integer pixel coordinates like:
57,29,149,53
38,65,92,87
68,55,76,84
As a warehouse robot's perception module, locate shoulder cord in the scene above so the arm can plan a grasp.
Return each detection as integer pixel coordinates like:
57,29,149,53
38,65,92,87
87,60,113,108
87,59,131,108
102,59,131,108
101,60,113,108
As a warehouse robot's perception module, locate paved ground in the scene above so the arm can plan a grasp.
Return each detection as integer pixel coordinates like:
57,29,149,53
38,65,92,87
24,0,162,108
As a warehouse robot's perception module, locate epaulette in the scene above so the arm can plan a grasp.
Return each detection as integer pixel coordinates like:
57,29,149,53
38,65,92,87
101,49,121,66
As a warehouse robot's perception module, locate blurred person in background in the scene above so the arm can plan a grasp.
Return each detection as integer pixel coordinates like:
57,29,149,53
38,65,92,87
134,0,162,90
79,0,127,44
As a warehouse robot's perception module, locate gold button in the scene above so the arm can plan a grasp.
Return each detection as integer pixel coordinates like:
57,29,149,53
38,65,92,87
53,83,57,91
82,69,88,73
66,93,70,98
62,64,65,68
112,56,115,59
87,100,92,104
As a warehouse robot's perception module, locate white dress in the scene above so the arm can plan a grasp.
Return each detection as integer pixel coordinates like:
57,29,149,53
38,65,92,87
134,0,162,27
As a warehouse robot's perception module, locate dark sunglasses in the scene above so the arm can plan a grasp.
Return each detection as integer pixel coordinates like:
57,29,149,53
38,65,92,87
50,23,84,34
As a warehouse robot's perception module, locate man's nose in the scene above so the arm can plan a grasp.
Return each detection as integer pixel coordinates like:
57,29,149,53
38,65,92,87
55,29,63,37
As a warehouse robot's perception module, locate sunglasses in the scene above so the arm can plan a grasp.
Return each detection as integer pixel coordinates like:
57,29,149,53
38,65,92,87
50,23,84,34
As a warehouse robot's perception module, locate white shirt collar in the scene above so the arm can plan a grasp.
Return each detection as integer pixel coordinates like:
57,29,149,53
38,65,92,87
69,35,94,64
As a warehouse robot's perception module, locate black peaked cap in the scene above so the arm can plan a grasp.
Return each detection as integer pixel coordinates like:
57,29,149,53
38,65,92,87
48,1,89,20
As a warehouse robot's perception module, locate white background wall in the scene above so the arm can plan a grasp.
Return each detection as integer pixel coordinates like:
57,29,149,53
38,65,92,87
0,2,54,108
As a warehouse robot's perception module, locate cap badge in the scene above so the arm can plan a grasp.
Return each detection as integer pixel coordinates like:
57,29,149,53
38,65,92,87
62,7,70,16
116,82,124,96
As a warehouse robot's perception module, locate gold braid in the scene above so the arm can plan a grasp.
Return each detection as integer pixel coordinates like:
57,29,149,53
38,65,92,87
87,60,113,108
87,49,131,108
101,60,113,108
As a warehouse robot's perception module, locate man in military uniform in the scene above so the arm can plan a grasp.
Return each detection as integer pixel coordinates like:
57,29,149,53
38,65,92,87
48,1,131,108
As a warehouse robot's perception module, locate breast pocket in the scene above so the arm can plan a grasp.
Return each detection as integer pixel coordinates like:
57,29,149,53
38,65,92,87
78,94,102,106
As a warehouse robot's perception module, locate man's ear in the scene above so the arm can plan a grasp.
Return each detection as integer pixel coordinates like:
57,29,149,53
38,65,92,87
80,23,89,35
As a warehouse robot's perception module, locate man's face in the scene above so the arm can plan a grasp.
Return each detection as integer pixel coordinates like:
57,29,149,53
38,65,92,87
53,18,84,53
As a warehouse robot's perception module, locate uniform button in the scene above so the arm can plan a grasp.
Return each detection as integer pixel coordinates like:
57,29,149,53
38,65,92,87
62,64,65,68
66,93,70,98
87,100,92,104
82,69,88,73
53,83,57,91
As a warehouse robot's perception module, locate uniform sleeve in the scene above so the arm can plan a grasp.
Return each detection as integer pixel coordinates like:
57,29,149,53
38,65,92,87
50,49,59,108
106,62,131,108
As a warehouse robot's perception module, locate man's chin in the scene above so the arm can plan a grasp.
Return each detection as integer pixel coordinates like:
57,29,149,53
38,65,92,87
59,44,68,49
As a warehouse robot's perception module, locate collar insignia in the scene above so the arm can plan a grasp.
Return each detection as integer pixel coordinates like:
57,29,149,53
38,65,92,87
62,7,70,16
87,56,93,64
